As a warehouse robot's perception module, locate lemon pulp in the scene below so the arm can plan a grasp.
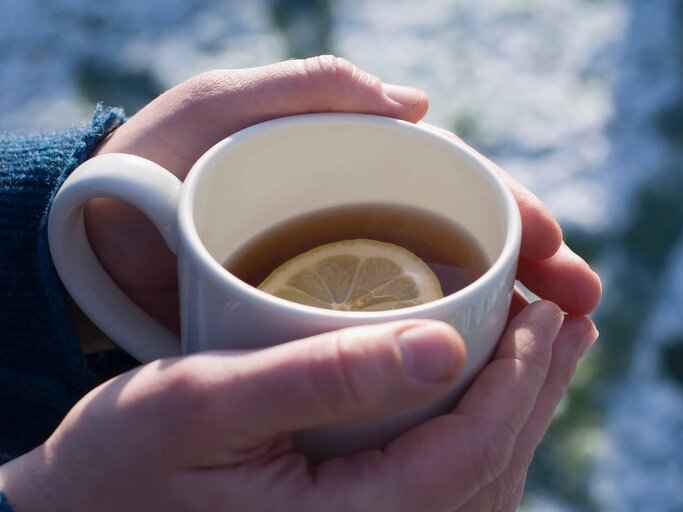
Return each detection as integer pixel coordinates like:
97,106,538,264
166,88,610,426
257,239,444,311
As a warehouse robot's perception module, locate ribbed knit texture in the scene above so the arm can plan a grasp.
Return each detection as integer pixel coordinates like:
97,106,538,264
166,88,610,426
0,105,126,463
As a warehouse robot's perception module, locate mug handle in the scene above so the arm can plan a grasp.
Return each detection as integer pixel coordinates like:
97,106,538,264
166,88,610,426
48,153,183,363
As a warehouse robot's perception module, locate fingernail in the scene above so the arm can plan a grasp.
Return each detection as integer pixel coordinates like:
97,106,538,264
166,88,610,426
398,323,461,383
579,326,599,358
382,83,425,107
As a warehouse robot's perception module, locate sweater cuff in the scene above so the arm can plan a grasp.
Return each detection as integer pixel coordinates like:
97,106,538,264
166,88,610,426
0,105,126,460
0,492,13,512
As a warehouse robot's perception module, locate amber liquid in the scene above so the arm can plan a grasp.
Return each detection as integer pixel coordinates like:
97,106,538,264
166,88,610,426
225,203,490,298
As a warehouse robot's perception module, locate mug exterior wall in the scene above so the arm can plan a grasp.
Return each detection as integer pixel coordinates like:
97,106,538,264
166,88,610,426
178,235,517,458
175,114,521,459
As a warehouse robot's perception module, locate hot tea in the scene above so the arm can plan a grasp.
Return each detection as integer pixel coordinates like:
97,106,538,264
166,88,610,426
225,203,489,309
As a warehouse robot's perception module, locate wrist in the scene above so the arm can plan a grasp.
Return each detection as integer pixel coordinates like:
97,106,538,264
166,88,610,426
0,447,68,512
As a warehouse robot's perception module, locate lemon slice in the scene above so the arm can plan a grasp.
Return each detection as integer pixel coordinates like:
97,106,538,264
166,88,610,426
258,239,443,311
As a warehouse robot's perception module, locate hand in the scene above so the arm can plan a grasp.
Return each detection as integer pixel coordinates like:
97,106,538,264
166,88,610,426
84,55,601,334
0,301,597,511
85,56,429,331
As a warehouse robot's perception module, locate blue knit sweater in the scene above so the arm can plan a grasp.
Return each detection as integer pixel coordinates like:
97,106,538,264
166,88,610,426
0,105,130,465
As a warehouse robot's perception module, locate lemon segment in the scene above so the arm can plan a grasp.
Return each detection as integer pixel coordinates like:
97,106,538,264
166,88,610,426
257,239,443,311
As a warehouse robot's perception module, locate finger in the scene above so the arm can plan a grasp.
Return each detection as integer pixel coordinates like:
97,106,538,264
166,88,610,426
458,316,597,512
420,124,600,316
211,55,429,131
510,315,596,450
97,55,429,175
453,300,563,439
173,320,465,465
500,170,562,260
420,123,563,260
459,471,527,512
313,301,563,511
517,243,602,315
500,472,527,512
498,316,596,510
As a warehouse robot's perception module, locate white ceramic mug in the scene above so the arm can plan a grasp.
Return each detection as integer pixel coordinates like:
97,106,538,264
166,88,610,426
48,113,521,458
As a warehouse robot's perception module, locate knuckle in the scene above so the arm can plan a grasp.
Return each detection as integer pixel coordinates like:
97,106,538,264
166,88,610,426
489,460,528,511
182,70,224,99
350,62,382,90
487,419,518,463
163,358,215,413
302,55,379,94
466,415,518,486
304,55,350,88
178,69,244,105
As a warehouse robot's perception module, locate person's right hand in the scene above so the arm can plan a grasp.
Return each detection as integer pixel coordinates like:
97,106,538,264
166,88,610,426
0,300,597,511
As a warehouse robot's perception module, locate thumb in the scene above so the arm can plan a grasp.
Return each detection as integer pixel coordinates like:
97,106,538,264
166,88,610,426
184,55,429,137
206,320,465,448
102,55,429,177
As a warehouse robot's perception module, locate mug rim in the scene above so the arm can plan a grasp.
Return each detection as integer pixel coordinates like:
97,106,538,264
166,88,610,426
179,113,521,319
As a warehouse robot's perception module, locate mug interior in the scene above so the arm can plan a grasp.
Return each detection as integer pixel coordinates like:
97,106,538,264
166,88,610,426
187,114,510,284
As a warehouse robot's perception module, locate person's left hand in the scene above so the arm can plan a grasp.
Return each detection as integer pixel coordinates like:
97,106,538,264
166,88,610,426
85,55,601,333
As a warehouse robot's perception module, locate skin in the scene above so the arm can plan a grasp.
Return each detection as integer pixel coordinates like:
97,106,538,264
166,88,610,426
0,56,601,511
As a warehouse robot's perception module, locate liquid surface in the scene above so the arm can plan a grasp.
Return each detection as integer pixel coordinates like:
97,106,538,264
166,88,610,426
226,203,489,297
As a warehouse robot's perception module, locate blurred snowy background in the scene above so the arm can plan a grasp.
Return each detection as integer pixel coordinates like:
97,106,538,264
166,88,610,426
3,0,683,510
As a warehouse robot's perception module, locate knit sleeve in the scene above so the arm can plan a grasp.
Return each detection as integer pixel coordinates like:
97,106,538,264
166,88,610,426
0,105,126,463
0,492,13,512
